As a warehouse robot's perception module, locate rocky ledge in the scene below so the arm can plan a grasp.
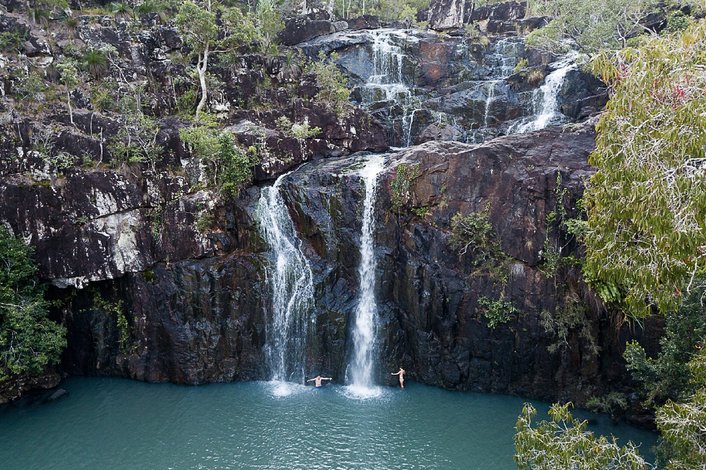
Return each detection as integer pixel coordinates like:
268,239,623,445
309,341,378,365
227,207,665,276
0,122,659,409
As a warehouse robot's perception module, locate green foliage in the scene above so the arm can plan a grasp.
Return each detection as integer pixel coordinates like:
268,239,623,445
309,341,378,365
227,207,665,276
334,0,429,22
656,347,706,469
176,0,258,117
514,402,648,469
666,10,693,32
275,116,321,139
180,125,259,195
477,295,517,329
14,71,46,100
540,173,583,279
176,1,218,53
450,205,511,284
81,48,109,79
513,57,529,74
0,31,27,52
586,392,628,420
92,293,131,353
390,163,421,213
28,0,68,24
0,227,66,383
309,52,352,117
584,23,706,318
540,292,599,356
450,205,496,260
255,0,283,54
218,134,259,196
624,287,706,408
195,210,215,233
108,113,162,170
526,0,659,52
134,0,180,19
90,84,115,112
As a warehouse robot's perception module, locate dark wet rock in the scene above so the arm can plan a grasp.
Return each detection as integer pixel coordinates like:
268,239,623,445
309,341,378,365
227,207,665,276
517,16,550,34
0,370,61,405
558,69,608,120
278,123,661,403
279,11,339,46
467,0,526,23
347,15,381,30
47,388,68,402
428,0,466,30
417,121,465,143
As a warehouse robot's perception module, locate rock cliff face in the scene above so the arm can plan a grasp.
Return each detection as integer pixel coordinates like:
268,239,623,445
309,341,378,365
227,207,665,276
281,122,657,401
0,1,654,407
1,120,657,405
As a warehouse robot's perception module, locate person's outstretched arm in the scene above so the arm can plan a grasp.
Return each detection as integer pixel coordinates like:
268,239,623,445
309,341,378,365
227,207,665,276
306,378,314,382
391,372,400,375
323,377,332,380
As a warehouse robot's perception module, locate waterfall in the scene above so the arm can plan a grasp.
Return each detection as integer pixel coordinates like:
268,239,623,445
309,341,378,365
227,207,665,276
364,30,409,99
485,37,524,80
468,37,524,143
512,51,579,133
256,172,314,391
483,80,499,128
348,155,386,397
359,29,418,147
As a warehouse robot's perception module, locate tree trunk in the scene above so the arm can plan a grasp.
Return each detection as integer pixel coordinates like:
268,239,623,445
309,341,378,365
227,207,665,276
66,90,74,126
195,43,210,119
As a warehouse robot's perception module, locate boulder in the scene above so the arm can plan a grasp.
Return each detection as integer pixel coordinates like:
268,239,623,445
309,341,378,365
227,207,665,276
278,11,338,46
429,0,466,30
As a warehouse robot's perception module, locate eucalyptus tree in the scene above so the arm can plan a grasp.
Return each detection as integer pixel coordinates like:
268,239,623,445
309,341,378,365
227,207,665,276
176,1,257,119
583,22,706,318
526,0,660,52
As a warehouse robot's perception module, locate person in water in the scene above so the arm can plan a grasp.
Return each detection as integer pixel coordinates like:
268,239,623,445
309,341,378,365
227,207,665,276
391,367,406,389
307,376,332,387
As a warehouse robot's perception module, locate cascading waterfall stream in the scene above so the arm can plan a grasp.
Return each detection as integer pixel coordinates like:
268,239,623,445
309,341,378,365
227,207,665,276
359,29,418,147
348,155,386,397
256,172,314,394
512,51,579,133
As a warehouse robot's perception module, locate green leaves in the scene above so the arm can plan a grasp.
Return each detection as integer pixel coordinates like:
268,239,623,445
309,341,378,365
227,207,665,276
175,1,218,53
526,0,660,52
179,125,259,196
514,403,648,469
308,52,352,117
0,228,66,383
477,295,517,329
655,348,706,469
624,287,706,407
584,22,706,318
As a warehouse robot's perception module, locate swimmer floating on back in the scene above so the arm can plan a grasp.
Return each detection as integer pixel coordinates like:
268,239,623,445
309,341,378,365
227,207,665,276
307,375,332,387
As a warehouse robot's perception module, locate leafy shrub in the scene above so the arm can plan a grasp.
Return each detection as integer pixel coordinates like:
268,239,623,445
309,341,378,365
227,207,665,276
309,52,352,117
514,403,648,469
180,125,259,196
477,295,517,329
0,228,66,383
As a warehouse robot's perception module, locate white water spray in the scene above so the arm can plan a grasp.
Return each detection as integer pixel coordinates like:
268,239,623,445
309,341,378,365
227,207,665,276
257,172,315,389
348,156,386,397
513,51,579,133
359,29,418,147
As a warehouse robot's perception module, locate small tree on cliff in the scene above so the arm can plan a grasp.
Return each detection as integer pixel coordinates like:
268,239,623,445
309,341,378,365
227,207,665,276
0,227,65,384
176,1,257,119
